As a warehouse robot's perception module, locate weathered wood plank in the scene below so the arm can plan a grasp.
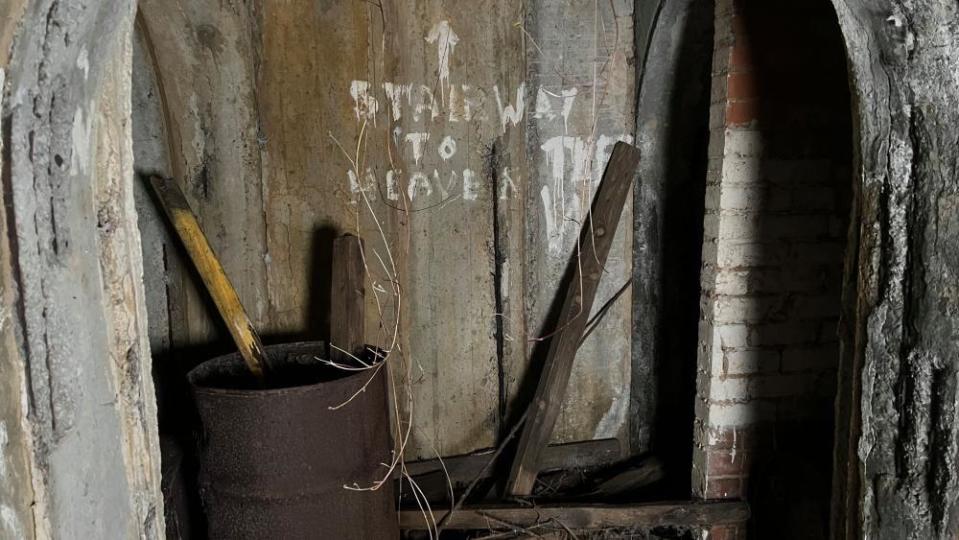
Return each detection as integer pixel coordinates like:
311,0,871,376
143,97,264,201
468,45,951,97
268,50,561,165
147,176,268,378
330,234,366,362
507,142,640,495
399,500,750,530
518,0,637,448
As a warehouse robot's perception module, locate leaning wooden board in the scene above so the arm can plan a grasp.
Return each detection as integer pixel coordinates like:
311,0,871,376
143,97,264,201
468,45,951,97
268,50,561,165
508,143,641,496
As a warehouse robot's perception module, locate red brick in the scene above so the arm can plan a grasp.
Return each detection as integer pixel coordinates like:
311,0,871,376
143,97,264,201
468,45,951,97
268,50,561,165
729,41,754,73
708,524,746,540
707,448,751,476
704,476,744,498
727,72,758,100
725,99,760,126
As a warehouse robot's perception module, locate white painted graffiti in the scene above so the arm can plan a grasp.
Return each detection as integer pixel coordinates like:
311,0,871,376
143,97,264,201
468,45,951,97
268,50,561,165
344,20,633,256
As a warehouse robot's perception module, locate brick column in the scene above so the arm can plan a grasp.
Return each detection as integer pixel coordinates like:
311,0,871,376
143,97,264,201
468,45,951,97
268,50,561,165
694,0,852,537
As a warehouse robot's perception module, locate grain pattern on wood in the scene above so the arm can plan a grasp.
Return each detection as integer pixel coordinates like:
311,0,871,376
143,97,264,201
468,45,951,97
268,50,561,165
147,176,267,378
330,234,366,362
399,500,750,530
507,142,641,496
507,142,639,495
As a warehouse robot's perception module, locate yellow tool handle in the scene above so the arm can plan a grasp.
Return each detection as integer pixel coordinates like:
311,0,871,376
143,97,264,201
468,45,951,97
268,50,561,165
147,176,267,379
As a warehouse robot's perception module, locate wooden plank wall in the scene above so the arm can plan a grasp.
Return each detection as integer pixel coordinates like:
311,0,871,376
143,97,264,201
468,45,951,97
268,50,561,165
134,0,637,460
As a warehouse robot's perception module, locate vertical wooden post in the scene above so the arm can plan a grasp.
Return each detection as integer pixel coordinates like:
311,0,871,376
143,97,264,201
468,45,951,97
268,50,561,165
330,234,366,363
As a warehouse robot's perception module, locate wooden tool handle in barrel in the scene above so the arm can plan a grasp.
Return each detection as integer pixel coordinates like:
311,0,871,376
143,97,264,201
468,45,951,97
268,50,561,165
147,175,268,379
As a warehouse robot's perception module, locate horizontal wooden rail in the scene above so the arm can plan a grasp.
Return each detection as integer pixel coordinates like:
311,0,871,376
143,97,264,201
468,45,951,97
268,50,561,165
400,500,750,531
402,438,622,480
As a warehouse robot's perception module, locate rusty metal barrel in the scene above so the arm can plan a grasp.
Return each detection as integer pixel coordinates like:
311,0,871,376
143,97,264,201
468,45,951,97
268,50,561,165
188,341,398,539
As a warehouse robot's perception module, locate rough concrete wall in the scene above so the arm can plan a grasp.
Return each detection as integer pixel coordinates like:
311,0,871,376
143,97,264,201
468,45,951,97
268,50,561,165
0,0,163,537
0,64,38,540
830,0,959,538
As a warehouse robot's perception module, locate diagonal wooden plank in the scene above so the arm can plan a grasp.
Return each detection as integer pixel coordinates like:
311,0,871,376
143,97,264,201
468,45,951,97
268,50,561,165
506,142,641,496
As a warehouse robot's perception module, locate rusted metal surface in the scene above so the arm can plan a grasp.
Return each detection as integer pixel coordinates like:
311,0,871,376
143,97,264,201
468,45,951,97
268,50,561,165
189,342,397,539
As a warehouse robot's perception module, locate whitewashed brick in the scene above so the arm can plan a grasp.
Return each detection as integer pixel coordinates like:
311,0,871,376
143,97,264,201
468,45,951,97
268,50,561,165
714,269,750,295
719,185,766,211
706,401,775,427
709,102,726,128
701,237,719,265
726,348,781,375
715,324,750,348
717,214,759,240
717,241,767,267
713,295,771,323
723,129,764,158
748,321,819,347
708,129,726,158
709,377,750,401
705,185,722,210
703,212,721,239
706,157,724,185
721,157,762,185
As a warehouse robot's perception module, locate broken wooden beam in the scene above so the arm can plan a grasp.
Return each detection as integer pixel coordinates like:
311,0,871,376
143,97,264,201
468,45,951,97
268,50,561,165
399,500,749,530
506,142,641,496
329,234,366,363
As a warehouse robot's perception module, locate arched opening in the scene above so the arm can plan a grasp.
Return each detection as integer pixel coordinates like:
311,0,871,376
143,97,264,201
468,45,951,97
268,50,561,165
695,0,853,537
